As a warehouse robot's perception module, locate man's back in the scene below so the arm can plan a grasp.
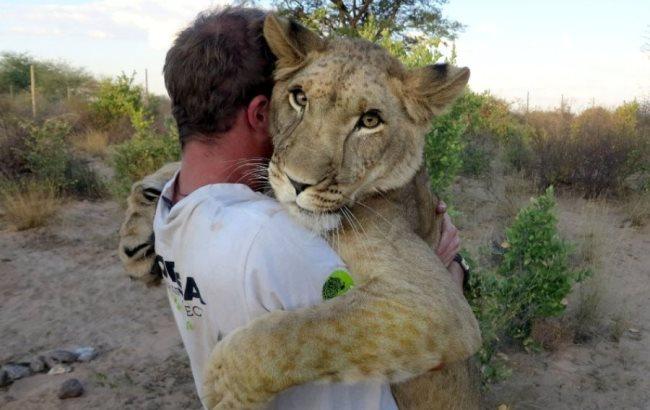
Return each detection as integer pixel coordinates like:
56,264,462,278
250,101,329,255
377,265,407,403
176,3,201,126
153,176,397,409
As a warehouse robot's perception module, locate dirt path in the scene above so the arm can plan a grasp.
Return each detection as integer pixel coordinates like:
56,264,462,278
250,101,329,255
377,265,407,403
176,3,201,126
0,201,197,409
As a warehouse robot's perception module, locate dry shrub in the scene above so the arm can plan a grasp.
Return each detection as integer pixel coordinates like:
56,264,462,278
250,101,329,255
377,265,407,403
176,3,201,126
525,103,645,197
572,201,608,269
73,129,109,157
568,201,609,342
0,179,61,230
608,313,630,342
531,317,574,350
0,116,30,178
623,190,650,227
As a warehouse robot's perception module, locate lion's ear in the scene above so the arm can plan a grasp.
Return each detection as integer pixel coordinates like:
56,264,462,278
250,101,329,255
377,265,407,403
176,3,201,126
402,64,470,123
263,14,324,70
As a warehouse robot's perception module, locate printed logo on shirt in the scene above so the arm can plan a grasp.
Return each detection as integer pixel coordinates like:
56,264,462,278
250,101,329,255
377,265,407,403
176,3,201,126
155,255,206,329
322,269,355,300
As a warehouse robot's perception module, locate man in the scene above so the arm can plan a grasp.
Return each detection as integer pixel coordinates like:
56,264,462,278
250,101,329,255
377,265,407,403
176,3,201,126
154,6,466,409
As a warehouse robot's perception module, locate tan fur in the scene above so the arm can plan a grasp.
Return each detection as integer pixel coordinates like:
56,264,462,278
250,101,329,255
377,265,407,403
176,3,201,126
118,161,179,284
202,15,481,409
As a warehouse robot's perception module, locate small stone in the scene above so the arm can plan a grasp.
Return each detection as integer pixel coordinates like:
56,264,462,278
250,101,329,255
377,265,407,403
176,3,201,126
58,378,84,399
3,364,31,381
0,369,11,387
30,356,48,373
628,328,642,341
45,350,78,367
73,347,97,362
47,364,72,375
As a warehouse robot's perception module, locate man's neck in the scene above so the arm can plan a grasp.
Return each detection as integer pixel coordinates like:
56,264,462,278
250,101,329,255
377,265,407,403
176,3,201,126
174,137,265,203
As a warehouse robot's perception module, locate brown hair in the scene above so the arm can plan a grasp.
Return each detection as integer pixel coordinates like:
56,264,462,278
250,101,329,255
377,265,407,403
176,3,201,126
164,7,276,145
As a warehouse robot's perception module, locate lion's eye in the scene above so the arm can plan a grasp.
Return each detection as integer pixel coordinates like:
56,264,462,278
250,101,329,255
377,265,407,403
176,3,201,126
289,88,308,111
357,110,383,129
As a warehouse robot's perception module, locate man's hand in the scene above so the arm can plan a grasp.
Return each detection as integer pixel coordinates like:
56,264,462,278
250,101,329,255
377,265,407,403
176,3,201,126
435,201,463,290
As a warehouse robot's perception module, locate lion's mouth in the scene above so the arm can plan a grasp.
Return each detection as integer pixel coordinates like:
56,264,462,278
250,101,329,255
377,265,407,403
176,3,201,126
291,202,345,217
296,205,342,216
285,202,343,233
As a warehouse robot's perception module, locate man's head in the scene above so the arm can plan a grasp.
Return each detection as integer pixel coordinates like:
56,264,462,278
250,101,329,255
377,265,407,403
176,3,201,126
164,7,276,146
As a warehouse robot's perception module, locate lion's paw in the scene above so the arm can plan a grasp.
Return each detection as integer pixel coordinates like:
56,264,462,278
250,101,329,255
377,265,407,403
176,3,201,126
117,161,180,284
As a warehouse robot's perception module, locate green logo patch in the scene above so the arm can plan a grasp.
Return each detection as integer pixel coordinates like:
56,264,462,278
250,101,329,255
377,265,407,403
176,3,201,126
322,269,354,300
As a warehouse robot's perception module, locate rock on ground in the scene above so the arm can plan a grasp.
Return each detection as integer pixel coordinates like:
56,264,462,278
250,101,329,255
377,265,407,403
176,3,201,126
58,378,84,399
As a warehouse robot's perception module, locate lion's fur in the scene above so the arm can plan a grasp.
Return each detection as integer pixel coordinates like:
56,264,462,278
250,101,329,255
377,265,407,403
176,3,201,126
118,161,179,284
117,14,482,410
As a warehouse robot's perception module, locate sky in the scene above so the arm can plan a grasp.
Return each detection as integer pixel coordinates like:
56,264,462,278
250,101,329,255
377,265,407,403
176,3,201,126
0,0,648,111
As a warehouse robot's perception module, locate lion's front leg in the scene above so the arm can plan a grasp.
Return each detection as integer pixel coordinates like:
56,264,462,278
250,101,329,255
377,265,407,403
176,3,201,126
203,310,296,410
203,267,479,409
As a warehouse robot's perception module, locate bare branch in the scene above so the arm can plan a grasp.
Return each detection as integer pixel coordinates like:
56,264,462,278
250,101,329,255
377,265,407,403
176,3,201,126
330,0,352,26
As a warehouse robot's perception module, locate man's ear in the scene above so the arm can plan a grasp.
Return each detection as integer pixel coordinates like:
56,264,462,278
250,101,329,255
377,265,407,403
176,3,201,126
246,95,269,132
263,13,325,71
402,64,470,123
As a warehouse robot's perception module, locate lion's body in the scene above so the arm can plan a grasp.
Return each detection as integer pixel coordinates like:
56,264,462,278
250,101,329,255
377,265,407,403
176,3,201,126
117,14,482,410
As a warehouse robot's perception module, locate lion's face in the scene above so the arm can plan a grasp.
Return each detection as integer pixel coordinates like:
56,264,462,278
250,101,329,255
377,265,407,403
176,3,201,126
264,16,469,233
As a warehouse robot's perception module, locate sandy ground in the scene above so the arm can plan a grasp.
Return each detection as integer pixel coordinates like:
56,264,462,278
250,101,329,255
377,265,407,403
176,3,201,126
0,185,648,409
0,201,197,409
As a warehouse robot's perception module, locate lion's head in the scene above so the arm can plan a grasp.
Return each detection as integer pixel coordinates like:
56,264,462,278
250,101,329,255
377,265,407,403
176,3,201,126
264,15,469,233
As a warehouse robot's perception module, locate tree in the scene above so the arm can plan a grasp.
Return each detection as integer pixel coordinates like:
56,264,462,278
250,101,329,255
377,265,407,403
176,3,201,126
0,52,93,99
0,52,32,93
274,0,463,44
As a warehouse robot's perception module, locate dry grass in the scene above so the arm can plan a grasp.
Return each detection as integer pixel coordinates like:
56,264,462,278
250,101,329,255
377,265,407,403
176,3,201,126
608,313,631,342
0,179,61,230
567,200,611,341
572,201,608,269
72,129,109,157
622,190,650,227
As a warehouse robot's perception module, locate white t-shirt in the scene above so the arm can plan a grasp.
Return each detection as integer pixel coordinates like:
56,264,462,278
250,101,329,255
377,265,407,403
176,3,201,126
153,176,397,410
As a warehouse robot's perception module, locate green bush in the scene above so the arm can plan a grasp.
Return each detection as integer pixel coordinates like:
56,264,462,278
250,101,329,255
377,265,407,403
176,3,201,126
1,118,106,199
496,186,589,339
110,121,180,200
90,73,154,141
426,91,526,190
460,139,492,177
466,187,589,383
504,129,535,173
0,115,30,178
24,119,71,187
64,157,107,199
425,104,466,193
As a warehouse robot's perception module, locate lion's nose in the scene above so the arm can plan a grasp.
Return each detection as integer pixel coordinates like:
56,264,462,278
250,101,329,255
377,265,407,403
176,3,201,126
287,176,311,195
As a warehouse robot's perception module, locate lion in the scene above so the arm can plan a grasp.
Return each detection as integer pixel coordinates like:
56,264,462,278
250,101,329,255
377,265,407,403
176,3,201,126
118,14,482,410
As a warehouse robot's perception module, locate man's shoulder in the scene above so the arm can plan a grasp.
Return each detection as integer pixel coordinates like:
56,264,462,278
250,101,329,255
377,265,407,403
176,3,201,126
156,183,325,262
172,185,283,231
